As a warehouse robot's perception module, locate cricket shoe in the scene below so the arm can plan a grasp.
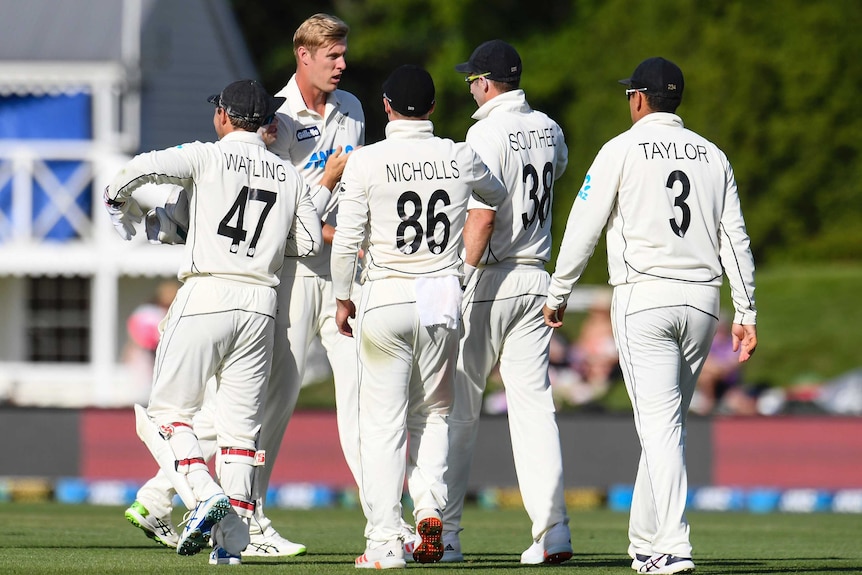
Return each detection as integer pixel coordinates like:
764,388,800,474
631,553,651,570
355,540,406,569
243,526,307,557
177,494,231,556
209,546,242,565
520,522,574,565
637,554,695,574
402,531,420,562
412,517,444,563
124,500,179,548
439,531,464,563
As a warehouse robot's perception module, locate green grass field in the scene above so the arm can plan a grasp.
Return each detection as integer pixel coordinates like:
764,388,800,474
1,503,860,574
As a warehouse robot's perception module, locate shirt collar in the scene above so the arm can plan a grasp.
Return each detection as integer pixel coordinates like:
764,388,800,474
384,119,435,139
280,74,342,121
472,89,530,121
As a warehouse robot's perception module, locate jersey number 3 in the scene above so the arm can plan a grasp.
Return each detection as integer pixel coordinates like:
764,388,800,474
218,186,277,256
667,170,691,238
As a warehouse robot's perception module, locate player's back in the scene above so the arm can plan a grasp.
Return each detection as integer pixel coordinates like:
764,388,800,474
605,112,733,285
180,132,304,287
467,104,567,265
339,123,503,280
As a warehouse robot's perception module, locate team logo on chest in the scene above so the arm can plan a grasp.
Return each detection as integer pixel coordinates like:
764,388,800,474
296,126,321,141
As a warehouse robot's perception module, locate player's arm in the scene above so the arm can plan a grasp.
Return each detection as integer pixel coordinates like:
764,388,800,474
330,154,366,334
105,146,195,240
287,179,323,257
462,208,495,288
545,143,619,320
717,157,758,361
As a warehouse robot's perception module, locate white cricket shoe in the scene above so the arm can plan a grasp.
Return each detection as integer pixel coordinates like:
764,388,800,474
631,552,651,570
440,531,464,563
243,526,307,557
520,522,574,565
209,545,242,565
355,540,406,569
124,500,179,548
638,554,695,574
177,494,231,556
402,531,420,562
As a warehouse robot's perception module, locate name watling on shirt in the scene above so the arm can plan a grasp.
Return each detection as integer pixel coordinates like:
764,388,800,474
223,153,287,181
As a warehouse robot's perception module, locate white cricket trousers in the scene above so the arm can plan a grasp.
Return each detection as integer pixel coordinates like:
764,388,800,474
354,277,457,545
443,264,569,541
137,273,360,534
147,277,276,510
611,281,719,559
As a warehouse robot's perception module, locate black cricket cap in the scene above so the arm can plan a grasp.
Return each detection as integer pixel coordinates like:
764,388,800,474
383,65,436,117
455,39,522,83
207,79,285,123
619,57,684,101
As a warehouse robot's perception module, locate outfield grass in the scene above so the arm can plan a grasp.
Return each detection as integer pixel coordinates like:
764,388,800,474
1,503,860,574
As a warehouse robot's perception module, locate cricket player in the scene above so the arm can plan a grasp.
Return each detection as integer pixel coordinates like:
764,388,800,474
124,13,369,557
331,65,507,569
105,79,322,565
441,40,573,565
543,57,758,574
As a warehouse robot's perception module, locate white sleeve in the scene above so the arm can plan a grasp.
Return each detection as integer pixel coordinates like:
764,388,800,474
286,181,323,257
547,143,618,309
106,145,196,204
330,156,366,300
717,160,757,324
461,144,507,209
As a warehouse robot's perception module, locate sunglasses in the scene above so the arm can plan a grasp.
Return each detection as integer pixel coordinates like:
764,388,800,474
465,72,491,84
626,87,648,99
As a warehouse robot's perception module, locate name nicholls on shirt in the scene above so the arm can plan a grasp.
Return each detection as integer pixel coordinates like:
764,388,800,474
224,153,287,181
386,160,460,183
508,128,559,152
638,141,710,162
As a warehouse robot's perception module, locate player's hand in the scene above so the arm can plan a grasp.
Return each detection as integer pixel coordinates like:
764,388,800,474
260,122,278,147
543,304,566,328
104,191,144,240
320,145,359,191
732,323,757,363
336,298,356,337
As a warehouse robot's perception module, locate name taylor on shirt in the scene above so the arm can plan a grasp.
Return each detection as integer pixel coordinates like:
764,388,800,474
638,141,710,162
223,153,287,181
386,160,460,183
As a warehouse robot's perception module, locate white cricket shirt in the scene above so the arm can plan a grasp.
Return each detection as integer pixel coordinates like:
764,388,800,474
269,75,365,276
465,89,568,265
548,112,756,324
331,120,508,300
106,131,321,288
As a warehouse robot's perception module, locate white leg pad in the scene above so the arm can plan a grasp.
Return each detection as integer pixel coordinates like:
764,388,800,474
134,404,196,509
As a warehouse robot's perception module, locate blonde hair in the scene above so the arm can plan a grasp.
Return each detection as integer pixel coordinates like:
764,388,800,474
293,13,349,57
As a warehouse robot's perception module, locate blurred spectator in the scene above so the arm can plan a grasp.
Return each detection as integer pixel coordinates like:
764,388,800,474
123,280,180,403
551,290,620,409
757,368,862,416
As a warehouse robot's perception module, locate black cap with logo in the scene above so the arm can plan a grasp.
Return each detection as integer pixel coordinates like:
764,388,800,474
619,57,684,101
207,79,285,123
383,65,436,117
455,39,522,83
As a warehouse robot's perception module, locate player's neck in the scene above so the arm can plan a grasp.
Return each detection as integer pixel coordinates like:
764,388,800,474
296,75,328,116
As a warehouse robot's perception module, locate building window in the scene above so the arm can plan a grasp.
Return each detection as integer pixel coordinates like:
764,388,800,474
27,276,90,362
